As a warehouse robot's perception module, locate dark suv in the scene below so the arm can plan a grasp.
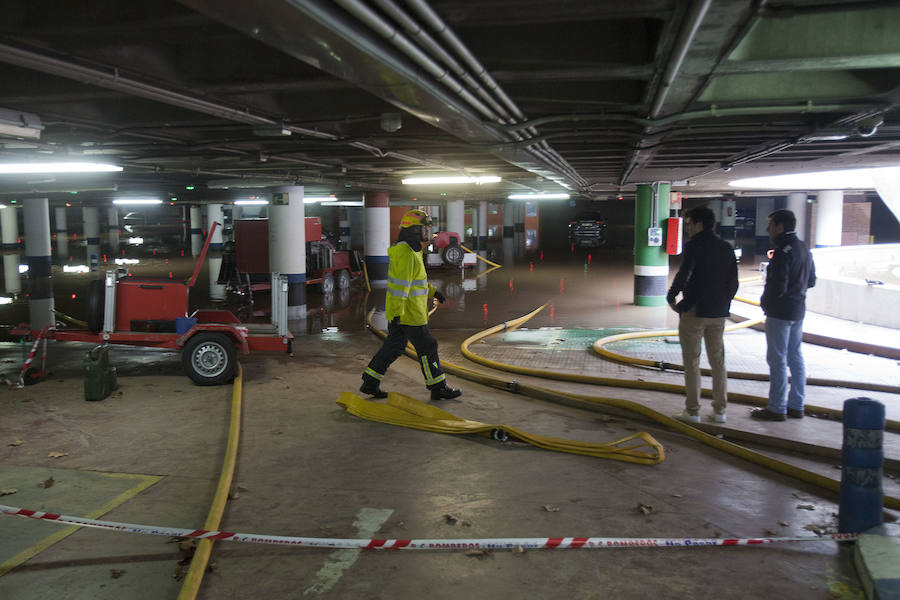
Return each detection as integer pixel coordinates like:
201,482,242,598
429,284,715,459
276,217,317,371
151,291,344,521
568,213,607,248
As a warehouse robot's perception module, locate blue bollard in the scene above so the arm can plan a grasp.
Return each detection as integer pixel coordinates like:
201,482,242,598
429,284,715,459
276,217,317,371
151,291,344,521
839,397,885,534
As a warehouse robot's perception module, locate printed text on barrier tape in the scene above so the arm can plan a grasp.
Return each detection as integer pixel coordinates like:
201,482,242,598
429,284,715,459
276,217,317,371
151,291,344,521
0,504,857,550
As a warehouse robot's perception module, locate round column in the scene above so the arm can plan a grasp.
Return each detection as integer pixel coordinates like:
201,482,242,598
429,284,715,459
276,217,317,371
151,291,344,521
107,206,119,253
24,198,54,329
429,205,441,232
816,190,843,247
502,202,515,265
190,205,202,257
270,186,306,318
786,192,808,241
755,197,775,257
2,205,21,295
54,206,68,257
364,191,390,282
514,201,526,259
445,199,465,244
206,203,224,249
478,201,488,251
82,206,100,271
633,182,670,306
2,203,19,251
208,255,226,301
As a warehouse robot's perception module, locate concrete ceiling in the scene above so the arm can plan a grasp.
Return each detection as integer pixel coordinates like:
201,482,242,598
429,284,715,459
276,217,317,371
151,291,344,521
1,0,899,205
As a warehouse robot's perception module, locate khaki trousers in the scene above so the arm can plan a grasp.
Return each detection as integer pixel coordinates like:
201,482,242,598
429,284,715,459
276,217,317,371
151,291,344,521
678,309,727,414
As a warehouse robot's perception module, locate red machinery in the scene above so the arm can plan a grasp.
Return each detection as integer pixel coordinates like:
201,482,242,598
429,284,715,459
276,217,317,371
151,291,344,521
15,222,291,386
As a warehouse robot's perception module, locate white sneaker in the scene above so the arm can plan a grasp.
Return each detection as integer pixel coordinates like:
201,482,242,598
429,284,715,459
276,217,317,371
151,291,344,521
708,412,726,423
673,410,700,423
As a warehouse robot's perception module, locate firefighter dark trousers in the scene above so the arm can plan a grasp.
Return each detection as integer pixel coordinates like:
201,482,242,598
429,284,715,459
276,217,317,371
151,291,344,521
363,320,446,389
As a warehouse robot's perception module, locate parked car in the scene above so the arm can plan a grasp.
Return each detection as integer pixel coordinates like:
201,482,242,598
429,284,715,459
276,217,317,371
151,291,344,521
568,213,608,248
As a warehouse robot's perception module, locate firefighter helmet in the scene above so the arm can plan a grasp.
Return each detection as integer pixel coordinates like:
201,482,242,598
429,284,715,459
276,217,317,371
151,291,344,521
400,209,433,228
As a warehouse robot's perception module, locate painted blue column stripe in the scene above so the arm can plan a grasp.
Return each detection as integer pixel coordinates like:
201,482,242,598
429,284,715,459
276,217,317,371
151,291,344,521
26,255,52,278
285,273,306,284
365,255,389,263
190,228,202,234
87,237,100,245
2,243,19,250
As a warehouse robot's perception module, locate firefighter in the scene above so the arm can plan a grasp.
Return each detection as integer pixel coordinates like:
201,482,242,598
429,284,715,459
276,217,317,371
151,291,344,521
360,209,462,401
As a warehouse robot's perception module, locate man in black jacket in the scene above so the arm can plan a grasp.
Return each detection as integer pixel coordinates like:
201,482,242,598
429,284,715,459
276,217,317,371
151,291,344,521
751,209,816,421
667,206,739,424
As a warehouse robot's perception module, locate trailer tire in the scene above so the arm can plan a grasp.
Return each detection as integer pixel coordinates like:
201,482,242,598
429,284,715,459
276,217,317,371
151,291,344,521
336,269,351,290
182,332,236,386
442,244,464,267
87,279,105,333
319,273,335,294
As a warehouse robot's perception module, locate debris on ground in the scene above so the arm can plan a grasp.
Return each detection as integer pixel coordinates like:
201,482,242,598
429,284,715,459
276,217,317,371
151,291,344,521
0,488,17,496
764,529,778,536
464,549,493,559
778,521,790,527
542,505,560,512
444,514,471,527
110,570,125,579
8,439,23,446
796,504,816,511
39,477,54,489
48,451,68,459
637,503,653,516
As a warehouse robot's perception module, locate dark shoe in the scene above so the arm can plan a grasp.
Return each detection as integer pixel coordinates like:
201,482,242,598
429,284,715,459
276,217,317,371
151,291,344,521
787,408,804,419
751,408,786,422
359,382,388,399
431,385,462,400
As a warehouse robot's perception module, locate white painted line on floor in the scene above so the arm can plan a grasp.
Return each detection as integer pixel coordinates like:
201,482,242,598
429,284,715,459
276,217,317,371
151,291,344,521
302,507,394,596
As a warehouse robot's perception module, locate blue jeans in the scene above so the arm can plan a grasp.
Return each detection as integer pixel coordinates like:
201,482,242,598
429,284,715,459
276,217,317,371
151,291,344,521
765,316,806,414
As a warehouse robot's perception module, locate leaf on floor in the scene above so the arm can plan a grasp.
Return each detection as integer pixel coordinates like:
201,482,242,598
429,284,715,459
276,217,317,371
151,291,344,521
39,477,54,489
8,439,23,446
542,505,560,512
444,513,471,527
637,503,653,516
47,451,68,458
0,488,17,496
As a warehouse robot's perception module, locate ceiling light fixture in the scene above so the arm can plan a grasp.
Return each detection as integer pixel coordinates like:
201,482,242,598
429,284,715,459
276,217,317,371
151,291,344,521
729,166,900,190
402,176,501,185
507,193,570,200
0,162,123,174
303,196,338,204
234,199,268,205
112,199,162,205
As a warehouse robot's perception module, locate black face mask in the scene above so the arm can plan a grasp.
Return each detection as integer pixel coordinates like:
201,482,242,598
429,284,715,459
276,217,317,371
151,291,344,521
398,226,423,250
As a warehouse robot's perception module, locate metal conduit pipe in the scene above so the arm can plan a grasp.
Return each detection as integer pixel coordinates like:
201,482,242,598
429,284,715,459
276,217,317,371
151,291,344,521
648,0,712,118
371,0,512,120
334,0,500,122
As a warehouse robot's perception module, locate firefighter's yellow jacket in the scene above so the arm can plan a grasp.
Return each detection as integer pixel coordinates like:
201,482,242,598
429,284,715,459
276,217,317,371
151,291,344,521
385,241,435,326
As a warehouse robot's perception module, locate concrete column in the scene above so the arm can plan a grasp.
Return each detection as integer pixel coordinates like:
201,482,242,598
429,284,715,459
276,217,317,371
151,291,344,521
23,198,54,329
54,206,68,257
633,182,670,306
816,190,843,247
429,205,441,232
514,201,526,259
364,191,390,282
338,207,351,250
349,206,364,250
270,186,306,318
107,206,119,253
502,202,514,265
446,199,465,244
190,205,202,257
755,197,776,256
478,201,488,251
206,203,224,249
2,205,21,295
786,192,808,241
82,206,100,271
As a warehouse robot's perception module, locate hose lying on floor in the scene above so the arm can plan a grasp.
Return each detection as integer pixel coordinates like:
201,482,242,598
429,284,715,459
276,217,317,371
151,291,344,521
337,390,665,465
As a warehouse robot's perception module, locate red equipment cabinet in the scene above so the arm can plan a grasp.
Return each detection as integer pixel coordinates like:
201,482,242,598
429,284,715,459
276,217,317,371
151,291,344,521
114,279,189,331
666,217,683,255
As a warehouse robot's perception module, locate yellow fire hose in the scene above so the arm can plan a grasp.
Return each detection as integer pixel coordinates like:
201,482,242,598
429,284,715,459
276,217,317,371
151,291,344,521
365,309,900,510
337,391,664,465
459,244,502,268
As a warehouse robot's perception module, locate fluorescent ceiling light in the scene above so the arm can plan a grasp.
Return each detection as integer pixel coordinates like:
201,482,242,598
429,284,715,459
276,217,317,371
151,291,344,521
329,201,364,207
303,196,337,204
234,199,268,205
115,258,140,265
0,296,12,305
402,176,501,185
0,162,122,174
63,265,90,274
729,166,900,190
113,199,162,205
507,193,570,200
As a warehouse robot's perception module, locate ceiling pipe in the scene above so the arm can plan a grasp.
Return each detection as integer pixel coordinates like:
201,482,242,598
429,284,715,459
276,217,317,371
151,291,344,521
648,0,712,118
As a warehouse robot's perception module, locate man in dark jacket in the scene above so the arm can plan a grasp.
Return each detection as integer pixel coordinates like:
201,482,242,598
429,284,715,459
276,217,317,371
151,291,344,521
752,209,816,421
667,206,739,424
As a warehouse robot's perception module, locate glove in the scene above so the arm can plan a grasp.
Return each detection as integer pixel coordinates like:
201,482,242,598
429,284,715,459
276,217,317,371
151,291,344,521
433,290,446,304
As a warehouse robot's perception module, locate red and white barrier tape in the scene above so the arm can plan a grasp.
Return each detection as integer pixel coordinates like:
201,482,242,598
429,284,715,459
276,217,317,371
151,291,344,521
0,504,857,549
16,327,48,386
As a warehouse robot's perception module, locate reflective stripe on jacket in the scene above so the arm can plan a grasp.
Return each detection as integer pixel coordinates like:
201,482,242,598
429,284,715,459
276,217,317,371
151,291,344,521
385,242,435,325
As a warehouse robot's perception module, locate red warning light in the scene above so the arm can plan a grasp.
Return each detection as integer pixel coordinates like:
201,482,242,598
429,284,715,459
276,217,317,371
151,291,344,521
153,249,157,255
73,233,77,239
588,253,592,265
180,250,184,257
71,293,77,299
483,303,488,326
168,272,173,278
122,249,125,256
509,279,514,292
103,254,107,263
549,303,555,322
540,251,543,261
529,262,534,272
560,278,565,295
165,258,169,264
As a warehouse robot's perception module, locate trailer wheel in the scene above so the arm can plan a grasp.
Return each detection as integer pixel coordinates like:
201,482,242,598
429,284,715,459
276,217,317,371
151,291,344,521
182,333,236,386
319,273,335,294
336,269,351,290
87,279,105,333
442,245,464,267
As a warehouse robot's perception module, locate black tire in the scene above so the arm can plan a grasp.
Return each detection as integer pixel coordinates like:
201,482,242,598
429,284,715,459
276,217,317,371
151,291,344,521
87,279,105,333
181,332,236,386
23,367,42,385
336,269,351,290
319,273,335,294
442,245,464,266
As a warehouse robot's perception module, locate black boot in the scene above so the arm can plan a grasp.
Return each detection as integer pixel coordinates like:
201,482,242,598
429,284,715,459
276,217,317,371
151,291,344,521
360,376,388,399
430,385,462,400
